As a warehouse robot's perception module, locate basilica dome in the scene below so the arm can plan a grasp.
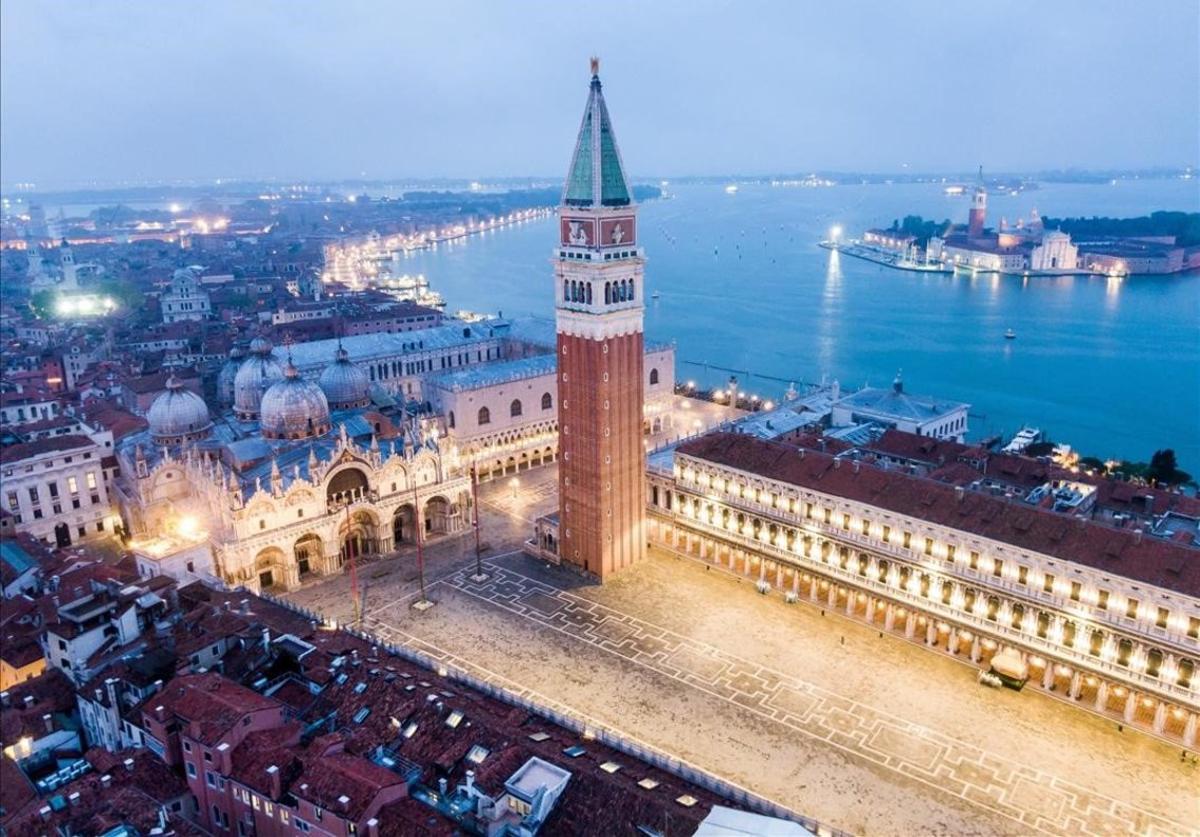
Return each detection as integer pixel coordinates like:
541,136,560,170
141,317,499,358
260,360,332,440
318,344,371,410
147,376,212,445
217,346,246,406
233,338,285,420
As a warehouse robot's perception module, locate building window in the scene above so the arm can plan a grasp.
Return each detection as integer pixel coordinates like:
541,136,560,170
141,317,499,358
510,399,523,418
1156,607,1169,629
541,392,552,410
902,531,911,549
1126,598,1139,619
1069,582,1082,602
842,514,850,531
1017,566,1028,585
992,560,1003,578
923,538,933,556
1097,590,1109,610
1043,574,1055,593
478,406,490,426
1188,617,1199,639
186,763,197,779
86,472,97,490
649,368,659,385
447,411,455,429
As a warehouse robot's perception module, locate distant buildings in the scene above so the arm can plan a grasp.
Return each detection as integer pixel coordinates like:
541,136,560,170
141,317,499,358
830,373,969,442
160,267,213,324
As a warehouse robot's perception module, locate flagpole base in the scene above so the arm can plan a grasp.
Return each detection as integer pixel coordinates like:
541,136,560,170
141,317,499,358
411,598,436,612
469,572,490,583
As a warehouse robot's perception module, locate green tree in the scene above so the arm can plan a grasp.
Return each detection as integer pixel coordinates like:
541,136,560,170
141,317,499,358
1146,449,1192,486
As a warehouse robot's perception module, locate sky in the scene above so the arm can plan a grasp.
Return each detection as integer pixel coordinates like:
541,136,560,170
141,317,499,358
2,0,1198,187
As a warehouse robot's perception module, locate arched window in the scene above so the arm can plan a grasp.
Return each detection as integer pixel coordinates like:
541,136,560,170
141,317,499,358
510,399,523,418
605,282,611,304
649,368,659,385
586,283,593,304
541,392,552,410
478,406,490,426
617,280,625,302
563,279,569,300
448,411,455,429
628,278,635,300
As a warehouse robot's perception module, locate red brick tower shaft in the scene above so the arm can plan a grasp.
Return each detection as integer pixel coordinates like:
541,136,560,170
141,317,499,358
554,59,646,580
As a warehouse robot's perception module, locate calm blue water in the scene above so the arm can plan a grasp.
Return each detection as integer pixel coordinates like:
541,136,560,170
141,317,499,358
401,180,1200,470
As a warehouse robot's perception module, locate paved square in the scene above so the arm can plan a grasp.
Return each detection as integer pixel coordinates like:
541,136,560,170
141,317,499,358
286,466,1198,836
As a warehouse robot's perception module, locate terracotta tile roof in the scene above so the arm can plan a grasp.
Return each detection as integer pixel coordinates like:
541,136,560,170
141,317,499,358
864,428,973,466
0,668,77,745
1,433,96,461
677,433,1200,596
151,672,281,746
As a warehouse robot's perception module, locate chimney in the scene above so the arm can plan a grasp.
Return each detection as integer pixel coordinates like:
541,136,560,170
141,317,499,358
95,688,104,702
366,819,380,837
955,485,965,502
1134,529,1143,543
23,694,34,709
0,691,9,707
852,460,860,474
267,764,281,799
124,757,135,772
43,713,53,733
100,774,112,788
261,627,271,651
68,791,80,807
465,769,476,794
1141,494,1154,513
833,458,841,469
240,598,250,614
39,806,52,821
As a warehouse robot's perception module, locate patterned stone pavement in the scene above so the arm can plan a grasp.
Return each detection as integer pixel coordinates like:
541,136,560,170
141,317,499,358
365,559,1190,836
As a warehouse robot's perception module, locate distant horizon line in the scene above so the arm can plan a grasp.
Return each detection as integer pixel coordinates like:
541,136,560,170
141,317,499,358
2,165,1196,198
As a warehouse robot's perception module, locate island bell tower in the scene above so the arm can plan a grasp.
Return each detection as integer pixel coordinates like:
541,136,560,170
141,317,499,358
555,58,645,580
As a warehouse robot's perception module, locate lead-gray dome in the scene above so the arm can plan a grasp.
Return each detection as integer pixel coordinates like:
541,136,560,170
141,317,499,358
217,346,246,406
318,344,371,410
233,339,284,420
259,360,331,440
148,376,212,444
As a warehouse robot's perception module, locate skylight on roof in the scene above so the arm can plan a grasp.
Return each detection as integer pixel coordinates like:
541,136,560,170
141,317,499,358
402,721,418,739
528,732,550,742
676,794,698,807
562,745,586,758
445,710,464,729
637,778,659,790
466,745,489,765
353,681,367,694
352,707,370,724
600,761,621,774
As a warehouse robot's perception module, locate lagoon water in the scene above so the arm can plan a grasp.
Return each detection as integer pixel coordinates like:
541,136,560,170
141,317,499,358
402,179,1200,469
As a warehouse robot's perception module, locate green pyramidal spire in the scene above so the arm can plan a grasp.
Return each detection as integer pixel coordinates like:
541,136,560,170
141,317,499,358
562,58,633,208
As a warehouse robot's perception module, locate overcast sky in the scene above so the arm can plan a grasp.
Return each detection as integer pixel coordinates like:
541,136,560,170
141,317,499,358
2,0,1197,187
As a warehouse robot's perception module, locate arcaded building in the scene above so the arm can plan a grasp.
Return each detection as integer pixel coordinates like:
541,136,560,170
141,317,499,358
647,432,1200,748
114,339,471,593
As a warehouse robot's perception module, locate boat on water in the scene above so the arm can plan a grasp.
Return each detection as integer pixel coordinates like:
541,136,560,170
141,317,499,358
1005,328,1016,339
1002,426,1042,454
724,184,739,194
650,290,661,300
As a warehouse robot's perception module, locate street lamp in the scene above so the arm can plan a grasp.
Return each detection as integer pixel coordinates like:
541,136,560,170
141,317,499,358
830,225,843,244
510,477,520,502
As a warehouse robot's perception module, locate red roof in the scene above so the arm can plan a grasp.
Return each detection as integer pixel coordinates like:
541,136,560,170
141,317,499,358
150,672,281,746
1,434,96,461
677,433,1200,596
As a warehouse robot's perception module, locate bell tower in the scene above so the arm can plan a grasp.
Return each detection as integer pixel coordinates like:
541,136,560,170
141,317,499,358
555,58,645,580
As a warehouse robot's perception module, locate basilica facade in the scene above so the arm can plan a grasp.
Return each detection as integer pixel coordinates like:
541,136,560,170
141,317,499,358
115,338,471,594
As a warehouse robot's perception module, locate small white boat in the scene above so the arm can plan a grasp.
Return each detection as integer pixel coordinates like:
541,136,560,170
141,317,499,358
1004,328,1016,339
650,290,661,300
724,184,739,194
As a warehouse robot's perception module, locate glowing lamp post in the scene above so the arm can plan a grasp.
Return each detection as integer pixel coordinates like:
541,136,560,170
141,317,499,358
830,225,843,245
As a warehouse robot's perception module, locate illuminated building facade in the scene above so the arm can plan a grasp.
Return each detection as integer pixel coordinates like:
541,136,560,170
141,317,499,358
114,342,471,593
648,432,1200,747
554,60,646,579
